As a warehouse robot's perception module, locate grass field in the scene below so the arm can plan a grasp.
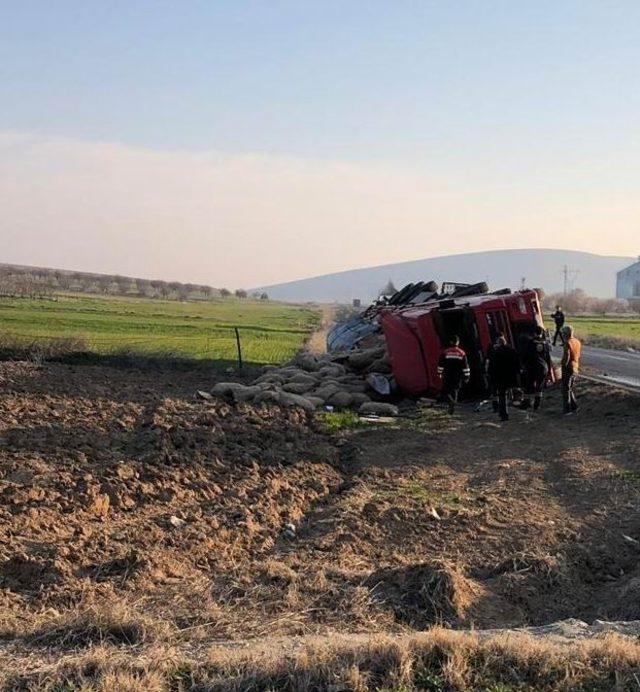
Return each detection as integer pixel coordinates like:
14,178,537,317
570,314,640,347
0,295,321,365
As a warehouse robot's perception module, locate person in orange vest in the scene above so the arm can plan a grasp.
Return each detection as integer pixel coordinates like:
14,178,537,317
437,335,471,415
561,324,581,415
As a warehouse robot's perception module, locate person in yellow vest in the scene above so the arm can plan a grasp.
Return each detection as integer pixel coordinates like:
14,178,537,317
561,325,581,415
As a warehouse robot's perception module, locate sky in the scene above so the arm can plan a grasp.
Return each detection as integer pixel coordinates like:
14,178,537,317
0,1,639,288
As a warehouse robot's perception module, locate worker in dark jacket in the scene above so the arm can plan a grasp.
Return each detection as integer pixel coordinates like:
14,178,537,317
485,334,503,412
437,336,470,414
551,306,565,346
521,326,553,411
486,335,520,421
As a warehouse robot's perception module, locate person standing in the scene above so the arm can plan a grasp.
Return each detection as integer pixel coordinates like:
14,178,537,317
486,335,520,421
521,326,553,411
437,336,470,415
551,305,565,346
561,325,581,415
485,334,502,412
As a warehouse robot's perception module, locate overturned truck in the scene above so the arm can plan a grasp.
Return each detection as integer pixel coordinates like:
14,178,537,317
328,281,546,399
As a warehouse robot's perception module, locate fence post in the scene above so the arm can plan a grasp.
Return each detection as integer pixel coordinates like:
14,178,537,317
234,327,243,369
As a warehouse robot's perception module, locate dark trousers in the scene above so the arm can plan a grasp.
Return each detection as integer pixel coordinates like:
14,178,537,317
524,369,547,410
562,368,578,413
552,325,565,346
496,386,509,420
442,384,460,414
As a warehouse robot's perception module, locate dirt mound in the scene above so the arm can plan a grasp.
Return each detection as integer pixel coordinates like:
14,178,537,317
366,561,481,628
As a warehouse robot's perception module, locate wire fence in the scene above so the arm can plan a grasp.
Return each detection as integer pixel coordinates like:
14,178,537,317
0,326,304,367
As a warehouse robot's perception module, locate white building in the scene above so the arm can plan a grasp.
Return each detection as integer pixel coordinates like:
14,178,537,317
617,257,640,300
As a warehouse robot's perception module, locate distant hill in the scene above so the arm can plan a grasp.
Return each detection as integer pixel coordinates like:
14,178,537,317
257,249,633,303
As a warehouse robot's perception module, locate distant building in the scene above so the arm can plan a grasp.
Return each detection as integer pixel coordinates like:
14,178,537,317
352,298,361,308
617,257,640,300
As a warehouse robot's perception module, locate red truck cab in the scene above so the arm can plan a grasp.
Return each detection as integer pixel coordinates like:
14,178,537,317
380,289,545,397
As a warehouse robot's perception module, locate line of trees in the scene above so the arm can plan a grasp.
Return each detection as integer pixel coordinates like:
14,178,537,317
0,265,268,302
541,288,636,315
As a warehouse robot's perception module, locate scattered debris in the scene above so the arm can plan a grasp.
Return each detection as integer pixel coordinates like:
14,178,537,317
358,402,399,417
358,416,397,424
366,372,393,396
168,515,186,529
204,347,398,413
282,522,297,541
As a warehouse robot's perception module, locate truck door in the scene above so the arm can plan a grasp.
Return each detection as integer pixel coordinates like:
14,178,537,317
484,309,513,346
432,308,484,395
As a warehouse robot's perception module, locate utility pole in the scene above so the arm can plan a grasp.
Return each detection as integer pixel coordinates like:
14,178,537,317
562,265,580,295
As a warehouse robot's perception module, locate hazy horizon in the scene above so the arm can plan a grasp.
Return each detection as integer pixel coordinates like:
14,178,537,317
1,2,639,287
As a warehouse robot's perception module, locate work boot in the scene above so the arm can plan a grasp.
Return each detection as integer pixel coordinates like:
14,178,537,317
533,396,542,411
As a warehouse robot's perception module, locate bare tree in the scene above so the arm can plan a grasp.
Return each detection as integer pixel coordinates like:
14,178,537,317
112,275,130,295
96,276,112,294
147,280,161,297
543,289,629,315
57,273,73,291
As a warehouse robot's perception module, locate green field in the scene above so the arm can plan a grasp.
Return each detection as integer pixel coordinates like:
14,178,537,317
569,315,640,347
0,295,320,365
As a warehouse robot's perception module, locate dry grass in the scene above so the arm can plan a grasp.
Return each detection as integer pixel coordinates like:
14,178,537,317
0,333,255,372
4,625,640,690
0,333,90,363
580,333,640,352
0,597,173,649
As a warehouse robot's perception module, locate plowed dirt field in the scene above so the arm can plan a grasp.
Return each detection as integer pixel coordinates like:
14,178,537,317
1,360,640,689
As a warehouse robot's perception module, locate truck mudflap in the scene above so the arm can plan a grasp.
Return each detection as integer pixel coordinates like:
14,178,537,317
380,312,429,395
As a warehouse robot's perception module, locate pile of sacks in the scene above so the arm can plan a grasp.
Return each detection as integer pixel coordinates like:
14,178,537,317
210,347,399,416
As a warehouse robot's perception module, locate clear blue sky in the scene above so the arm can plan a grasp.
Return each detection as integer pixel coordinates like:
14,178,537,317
3,1,638,161
1,1,639,286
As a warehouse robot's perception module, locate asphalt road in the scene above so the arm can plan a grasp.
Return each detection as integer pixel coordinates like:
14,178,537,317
552,344,640,390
